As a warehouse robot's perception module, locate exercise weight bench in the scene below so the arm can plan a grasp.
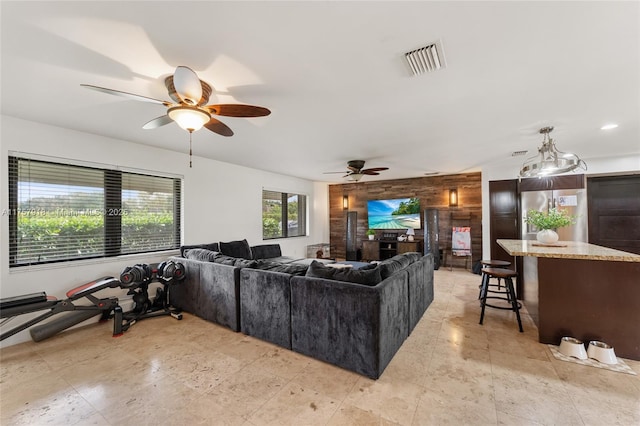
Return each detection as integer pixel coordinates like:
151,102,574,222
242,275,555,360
1,276,123,342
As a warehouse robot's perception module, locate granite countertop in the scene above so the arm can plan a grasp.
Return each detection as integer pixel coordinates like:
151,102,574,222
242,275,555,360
497,239,640,262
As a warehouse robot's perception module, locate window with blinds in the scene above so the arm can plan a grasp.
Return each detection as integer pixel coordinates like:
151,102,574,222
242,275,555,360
8,156,181,267
262,190,307,239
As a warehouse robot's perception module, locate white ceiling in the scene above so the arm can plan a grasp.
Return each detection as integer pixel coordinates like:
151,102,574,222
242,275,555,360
1,1,638,182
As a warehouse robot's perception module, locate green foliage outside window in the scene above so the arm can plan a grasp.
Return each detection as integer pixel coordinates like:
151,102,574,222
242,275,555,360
262,190,306,239
15,212,174,263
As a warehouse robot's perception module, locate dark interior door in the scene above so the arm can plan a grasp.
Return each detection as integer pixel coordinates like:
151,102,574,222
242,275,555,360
489,179,519,261
489,179,523,296
588,174,640,254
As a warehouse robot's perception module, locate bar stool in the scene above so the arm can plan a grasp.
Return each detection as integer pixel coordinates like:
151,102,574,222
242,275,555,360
477,259,511,299
479,267,523,332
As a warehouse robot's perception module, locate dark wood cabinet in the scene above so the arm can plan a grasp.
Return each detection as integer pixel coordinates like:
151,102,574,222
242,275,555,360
362,240,379,261
520,174,585,191
588,174,640,254
361,240,422,261
398,241,421,254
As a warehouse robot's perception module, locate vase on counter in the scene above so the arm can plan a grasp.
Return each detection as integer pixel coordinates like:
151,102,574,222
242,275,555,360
536,229,559,244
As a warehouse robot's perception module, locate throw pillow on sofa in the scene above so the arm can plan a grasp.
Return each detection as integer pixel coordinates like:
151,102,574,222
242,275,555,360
250,244,282,259
219,239,253,260
184,248,219,262
305,260,382,286
181,243,219,257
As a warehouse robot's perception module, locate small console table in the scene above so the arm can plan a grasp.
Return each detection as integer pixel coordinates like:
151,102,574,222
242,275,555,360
362,239,422,261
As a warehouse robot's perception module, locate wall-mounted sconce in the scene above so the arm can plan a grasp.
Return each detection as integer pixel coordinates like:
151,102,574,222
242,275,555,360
449,188,458,207
343,195,349,210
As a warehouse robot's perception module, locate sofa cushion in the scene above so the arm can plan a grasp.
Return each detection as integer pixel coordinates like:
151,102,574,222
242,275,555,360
252,259,282,270
378,259,404,280
305,261,382,286
180,243,219,257
358,262,378,270
213,254,238,266
267,263,309,276
184,248,219,262
234,258,258,268
251,244,282,259
403,252,423,263
379,253,415,279
219,239,253,260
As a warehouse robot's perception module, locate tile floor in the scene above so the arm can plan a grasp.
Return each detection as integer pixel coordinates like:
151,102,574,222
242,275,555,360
1,268,639,425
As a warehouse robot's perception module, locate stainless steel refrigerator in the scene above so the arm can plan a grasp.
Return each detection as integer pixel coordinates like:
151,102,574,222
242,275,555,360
521,187,588,242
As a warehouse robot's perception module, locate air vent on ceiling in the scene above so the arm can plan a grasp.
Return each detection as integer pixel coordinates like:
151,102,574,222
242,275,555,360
404,41,446,76
511,150,528,157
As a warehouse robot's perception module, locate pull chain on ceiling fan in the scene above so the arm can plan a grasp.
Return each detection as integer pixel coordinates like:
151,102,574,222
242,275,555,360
82,66,270,167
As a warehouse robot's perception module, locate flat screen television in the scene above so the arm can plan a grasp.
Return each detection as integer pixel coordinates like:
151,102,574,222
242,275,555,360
367,197,421,230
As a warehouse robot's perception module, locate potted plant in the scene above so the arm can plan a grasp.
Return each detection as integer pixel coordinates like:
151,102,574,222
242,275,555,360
366,229,376,240
525,208,576,244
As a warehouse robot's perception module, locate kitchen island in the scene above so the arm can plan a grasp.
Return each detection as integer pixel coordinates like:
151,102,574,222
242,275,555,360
497,239,640,360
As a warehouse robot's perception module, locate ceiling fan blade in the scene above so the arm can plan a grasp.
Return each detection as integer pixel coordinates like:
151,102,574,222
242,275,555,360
323,171,349,174
173,66,202,106
142,115,173,130
207,104,271,117
362,171,381,175
362,167,389,173
81,84,169,105
204,117,234,137
347,166,361,173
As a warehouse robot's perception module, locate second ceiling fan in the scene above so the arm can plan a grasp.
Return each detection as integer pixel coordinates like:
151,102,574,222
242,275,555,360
325,160,389,181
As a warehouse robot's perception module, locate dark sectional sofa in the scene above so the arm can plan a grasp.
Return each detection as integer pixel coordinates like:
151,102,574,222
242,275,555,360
169,239,434,379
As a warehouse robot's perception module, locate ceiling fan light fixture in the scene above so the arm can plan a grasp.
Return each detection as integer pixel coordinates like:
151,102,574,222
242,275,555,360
519,127,587,178
168,106,211,132
349,173,364,182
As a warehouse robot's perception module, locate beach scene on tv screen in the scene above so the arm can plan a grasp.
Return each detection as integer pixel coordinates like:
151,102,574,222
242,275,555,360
367,197,421,229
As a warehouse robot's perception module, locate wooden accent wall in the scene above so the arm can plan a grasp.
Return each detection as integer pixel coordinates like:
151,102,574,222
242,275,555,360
329,173,482,268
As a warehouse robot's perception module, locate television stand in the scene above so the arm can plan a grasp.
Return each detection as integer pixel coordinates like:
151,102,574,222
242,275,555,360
362,239,422,261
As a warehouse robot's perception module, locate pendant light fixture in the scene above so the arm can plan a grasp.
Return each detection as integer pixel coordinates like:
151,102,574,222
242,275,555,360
519,127,587,178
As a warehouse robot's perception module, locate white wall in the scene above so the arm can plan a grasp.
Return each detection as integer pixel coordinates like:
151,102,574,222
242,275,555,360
0,115,329,346
481,153,640,259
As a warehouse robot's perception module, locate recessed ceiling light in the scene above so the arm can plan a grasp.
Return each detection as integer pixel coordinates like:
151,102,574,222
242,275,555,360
600,123,619,130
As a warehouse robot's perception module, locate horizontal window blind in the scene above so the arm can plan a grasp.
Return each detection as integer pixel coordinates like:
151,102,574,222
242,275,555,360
121,172,178,254
8,156,181,267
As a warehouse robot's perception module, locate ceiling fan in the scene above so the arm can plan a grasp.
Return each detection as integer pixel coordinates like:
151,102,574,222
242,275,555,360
324,160,389,181
81,66,270,167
